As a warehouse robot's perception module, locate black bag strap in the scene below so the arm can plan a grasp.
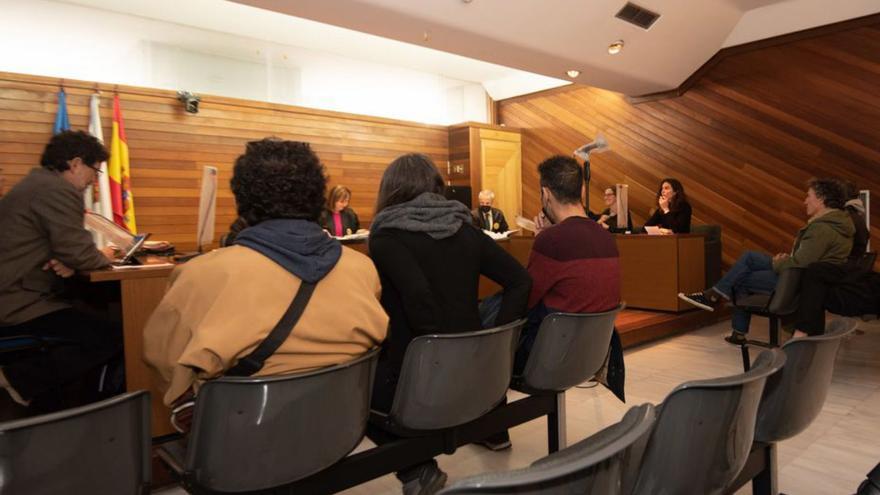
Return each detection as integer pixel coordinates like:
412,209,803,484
226,281,317,377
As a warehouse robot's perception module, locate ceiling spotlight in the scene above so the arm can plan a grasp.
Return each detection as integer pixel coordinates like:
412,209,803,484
608,40,624,55
566,69,580,78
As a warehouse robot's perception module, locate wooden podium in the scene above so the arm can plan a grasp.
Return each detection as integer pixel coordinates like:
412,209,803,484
615,234,706,311
88,265,176,437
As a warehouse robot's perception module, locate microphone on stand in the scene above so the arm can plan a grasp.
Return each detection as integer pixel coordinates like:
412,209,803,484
573,133,610,210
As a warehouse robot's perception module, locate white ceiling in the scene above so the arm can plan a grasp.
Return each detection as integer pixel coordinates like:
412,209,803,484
231,0,880,95
57,0,880,98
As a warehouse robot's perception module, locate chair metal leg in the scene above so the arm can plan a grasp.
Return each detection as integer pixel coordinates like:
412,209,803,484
556,392,566,450
769,317,779,347
741,345,751,371
752,443,778,495
546,392,567,453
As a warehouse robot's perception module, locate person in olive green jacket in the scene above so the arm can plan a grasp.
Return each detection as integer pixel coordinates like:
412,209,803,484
678,178,854,345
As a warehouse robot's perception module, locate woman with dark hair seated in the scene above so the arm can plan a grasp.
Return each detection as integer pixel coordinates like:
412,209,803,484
319,185,361,236
143,138,388,419
644,178,692,234
368,153,531,495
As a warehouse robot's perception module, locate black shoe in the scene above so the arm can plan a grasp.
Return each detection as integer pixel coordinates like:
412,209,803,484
724,332,748,346
478,431,512,451
401,464,448,495
678,291,716,311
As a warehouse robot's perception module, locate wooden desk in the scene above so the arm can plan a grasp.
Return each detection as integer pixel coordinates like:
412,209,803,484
615,234,705,311
475,234,705,312
478,235,534,298
88,265,175,437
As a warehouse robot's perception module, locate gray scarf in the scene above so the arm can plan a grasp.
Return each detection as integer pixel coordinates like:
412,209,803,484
371,192,473,239
845,198,865,215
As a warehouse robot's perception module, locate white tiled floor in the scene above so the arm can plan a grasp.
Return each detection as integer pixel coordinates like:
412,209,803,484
156,317,880,494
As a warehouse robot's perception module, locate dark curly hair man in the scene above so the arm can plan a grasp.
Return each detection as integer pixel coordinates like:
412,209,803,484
40,130,109,172
0,130,120,411
143,137,388,413
231,138,327,225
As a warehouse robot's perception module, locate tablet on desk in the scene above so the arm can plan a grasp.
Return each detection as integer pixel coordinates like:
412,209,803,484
113,233,150,266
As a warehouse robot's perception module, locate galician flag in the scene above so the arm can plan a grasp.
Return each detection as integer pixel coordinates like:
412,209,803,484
53,89,69,135
108,94,137,233
87,93,113,221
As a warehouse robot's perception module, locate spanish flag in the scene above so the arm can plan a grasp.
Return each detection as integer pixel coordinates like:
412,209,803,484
108,94,137,233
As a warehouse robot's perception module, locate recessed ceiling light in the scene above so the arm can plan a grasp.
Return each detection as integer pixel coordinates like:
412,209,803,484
608,40,624,55
566,70,580,78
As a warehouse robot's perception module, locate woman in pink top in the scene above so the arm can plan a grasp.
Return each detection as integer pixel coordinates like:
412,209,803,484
319,185,361,236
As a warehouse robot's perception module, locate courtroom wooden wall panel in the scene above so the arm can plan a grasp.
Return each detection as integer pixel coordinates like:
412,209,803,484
499,24,880,269
0,73,449,250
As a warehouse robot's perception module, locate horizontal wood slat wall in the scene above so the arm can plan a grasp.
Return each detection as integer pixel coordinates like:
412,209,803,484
0,72,448,251
499,23,880,270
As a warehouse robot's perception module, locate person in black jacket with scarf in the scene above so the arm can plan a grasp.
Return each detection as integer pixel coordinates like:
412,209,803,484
368,153,531,495
644,178,692,234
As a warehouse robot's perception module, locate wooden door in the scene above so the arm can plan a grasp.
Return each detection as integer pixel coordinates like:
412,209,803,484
478,128,521,228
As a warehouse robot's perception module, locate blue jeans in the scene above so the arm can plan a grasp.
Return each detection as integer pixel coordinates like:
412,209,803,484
712,250,779,334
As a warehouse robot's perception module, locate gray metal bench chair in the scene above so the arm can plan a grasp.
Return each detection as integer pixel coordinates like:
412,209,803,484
630,349,786,495
511,304,623,450
438,403,654,494
370,318,525,435
157,348,380,494
733,267,803,369
0,390,151,495
728,318,857,495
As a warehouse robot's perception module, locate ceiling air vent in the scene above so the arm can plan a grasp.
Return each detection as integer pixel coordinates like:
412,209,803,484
615,2,660,30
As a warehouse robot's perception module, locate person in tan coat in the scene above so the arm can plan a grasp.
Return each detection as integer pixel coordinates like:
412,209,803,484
143,138,388,407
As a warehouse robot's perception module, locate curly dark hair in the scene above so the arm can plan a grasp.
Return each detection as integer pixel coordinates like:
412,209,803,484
807,178,845,210
40,130,109,172
655,178,689,212
375,153,445,212
538,155,582,204
230,138,327,225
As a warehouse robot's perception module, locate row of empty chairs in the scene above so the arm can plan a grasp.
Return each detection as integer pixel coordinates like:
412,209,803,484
0,314,855,494
440,318,857,495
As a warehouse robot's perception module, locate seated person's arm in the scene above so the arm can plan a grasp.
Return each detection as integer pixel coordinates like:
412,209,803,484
773,224,836,273
317,210,332,233
496,210,509,232
478,233,531,325
670,203,692,233
35,190,111,271
351,209,360,232
524,238,562,310
370,234,443,336
643,208,662,227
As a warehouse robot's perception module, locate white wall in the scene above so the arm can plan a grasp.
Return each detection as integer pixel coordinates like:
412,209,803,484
724,0,880,47
0,0,488,125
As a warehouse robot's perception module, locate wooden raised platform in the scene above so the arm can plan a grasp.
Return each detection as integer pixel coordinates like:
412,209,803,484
616,307,731,349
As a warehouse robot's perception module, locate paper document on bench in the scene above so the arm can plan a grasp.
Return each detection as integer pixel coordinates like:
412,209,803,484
515,216,537,233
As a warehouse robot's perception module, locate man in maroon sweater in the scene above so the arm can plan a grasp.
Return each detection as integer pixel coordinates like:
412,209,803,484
479,155,621,452
521,155,621,369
